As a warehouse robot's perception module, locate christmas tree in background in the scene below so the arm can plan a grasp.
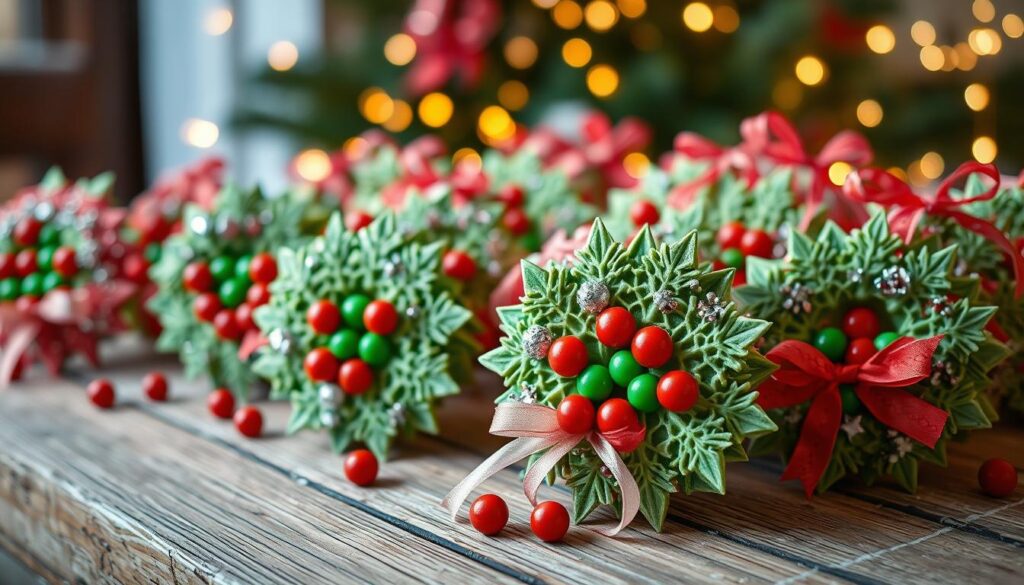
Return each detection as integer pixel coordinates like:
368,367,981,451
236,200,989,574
234,0,1023,184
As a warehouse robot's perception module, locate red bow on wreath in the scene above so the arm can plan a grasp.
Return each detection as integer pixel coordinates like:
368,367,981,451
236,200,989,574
403,0,501,96
666,131,759,209
843,162,1024,298
757,336,948,497
380,136,448,209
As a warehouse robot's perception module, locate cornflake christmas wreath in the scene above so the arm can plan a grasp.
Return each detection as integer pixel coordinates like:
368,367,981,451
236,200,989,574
148,184,316,399
445,219,777,533
251,212,474,459
735,213,1008,495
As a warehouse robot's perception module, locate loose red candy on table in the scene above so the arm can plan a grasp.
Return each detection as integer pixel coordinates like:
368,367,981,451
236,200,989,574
631,326,673,368
717,221,746,250
978,458,1018,498
363,299,399,335
304,348,340,382
442,250,477,281
596,398,639,434
548,336,589,377
234,406,263,438
307,300,341,334
344,449,379,486
339,358,374,394
469,494,509,536
208,388,235,419
142,372,168,402
557,394,595,434
656,370,699,412
183,261,214,293
194,293,222,322
630,200,660,227
739,229,774,258
842,307,881,340
213,309,241,340
844,337,876,365
87,379,115,409
595,307,636,349
530,501,570,543
248,252,277,283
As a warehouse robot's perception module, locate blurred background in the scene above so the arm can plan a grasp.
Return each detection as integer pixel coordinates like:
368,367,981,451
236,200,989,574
0,0,1021,201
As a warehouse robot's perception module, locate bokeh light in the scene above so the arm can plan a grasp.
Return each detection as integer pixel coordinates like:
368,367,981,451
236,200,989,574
268,41,299,71
181,119,219,149
920,151,944,180
795,56,827,86
562,38,593,67
856,100,883,128
623,152,651,179
505,36,539,69
586,64,620,97
617,0,646,19
682,3,714,33
204,8,233,36
552,1,584,29
383,99,413,132
384,33,417,66
828,162,853,186
911,21,936,46
418,92,453,128
973,136,997,163
865,25,895,54
295,149,332,182
498,80,530,111
713,6,740,33
585,1,619,32
964,83,990,111
360,88,394,124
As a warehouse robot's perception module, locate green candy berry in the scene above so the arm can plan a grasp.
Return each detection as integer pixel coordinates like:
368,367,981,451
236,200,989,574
609,350,645,387
38,223,60,247
218,277,247,308
144,243,163,264
720,247,745,269
874,331,900,351
210,256,234,283
234,255,252,282
627,373,660,413
839,384,862,415
0,278,19,300
21,273,43,297
521,231,541,253
342,295,371,329
41,272,64,293
328,330,360,360
813,327,848,362
358,332,391,367
36,246,56,272
576,364,613,401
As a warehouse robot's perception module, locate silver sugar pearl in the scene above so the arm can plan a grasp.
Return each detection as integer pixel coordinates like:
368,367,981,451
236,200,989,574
697,292,727,322
576,280,610,314
522,325,553,360
405,305,421,319
318,384,343,408
319,410,339,428
388,403,407,427
189,215,209,236
33,202,55,221
875,266,911,297
304,255,318,269
517,383,537,404
268,329,293,354
653,289,678,313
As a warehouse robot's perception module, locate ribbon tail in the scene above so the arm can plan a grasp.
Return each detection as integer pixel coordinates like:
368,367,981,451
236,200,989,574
522,438,580,506
0,323,38,389
781,387,842,498
947,210,1024,298
589,433,641,537
856,386,948,449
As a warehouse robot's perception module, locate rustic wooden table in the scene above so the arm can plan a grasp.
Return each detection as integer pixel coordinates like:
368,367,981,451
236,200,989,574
0,336,1021,584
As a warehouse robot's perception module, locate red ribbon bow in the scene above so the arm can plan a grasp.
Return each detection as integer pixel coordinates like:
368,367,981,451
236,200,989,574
843,162,1024,298
757,336,947,497
666,131,759,209
403,0,501,96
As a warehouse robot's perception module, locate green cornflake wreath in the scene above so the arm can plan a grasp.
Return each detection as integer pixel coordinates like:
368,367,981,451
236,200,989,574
251,212,474,460
479,218,777,531
149,185,317,398
735,213,1008,493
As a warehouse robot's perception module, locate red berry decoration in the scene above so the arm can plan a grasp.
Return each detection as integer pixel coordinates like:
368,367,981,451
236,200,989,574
844,337,877,365
363,299,399,335
345,211,374,232
530,501,570,542
739,229,774,258
442,250,477,281
344,449,379,486
595,307,637,349
717,221,746,250
14,249,37,277
0,252,14,278
235,303,255,331
304,348,340,382
247,282,271,307
307,299,341,334
502,207,531,235
842,307,881,340
248,252,278,283
121,252,147,283
548,336,588,377
87,378,115,409
631,326,673,368
193,293,222,322
630,200,660,227
142,372,168,402
498,184,525,207
657,370,699,412
557,394,595,434
52,247,78,278
978,458,1018,498
339,358,374,394
234,406,263,438
214,309,241,340
596,398,639,434
208,388,235,419
13,217,42,246
469,494,509,536
183,261,214,292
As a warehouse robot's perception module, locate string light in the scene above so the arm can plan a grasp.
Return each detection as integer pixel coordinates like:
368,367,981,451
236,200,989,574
384,34,417,66
478,106,515,141
866,25,896,54
617,0,646,19
498,80,530,111
920,152,944,180
1004,14,1024,38
584,1,619,32
453,147,483,170
795,56,827,86
856,100,883,128
268,41,299,71
772,78,802,110
552,0,584,29
504,36,538,69
911,21,936,46
972,0,995,23
919,45,944,71
713,6,740,33
972,136,997,163
360,88,394,124
383,99,413,132
204,8,233,36
562,38,593,67
682,3,714,33
964,83,990,111
828,162,853,186
586,64,620,98
181,119,219,149
623,153,651,179
295,149,332,182
418,92,453,128
969,28,1002,55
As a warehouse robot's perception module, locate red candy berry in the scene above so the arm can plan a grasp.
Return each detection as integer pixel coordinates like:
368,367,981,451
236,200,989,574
442,250,477,281
183,261,214,293
344,449,379,486
53,247,79,278
208,388,235,419
121,252,148,283
364,299,399,335
657,370,699,412
469,494,509,536
345,211,374,232
307,300,341,334
304,348,339,382
631,326,673,368
13,217,42,246
194,293,222,322
87,379,115,409
14,249,37,277
596,398,639,434
739,229,774,258
247,282,271,307
548,336,588,377
630,200,660,227
530,501,570,542
596,307,637,348
248,252,278,283
235,303,255,331
0,252,14,278
557,394,595,434
502,208,531,235
842,307,881,340
234,406,263,438
498,184,525,207
845,337,877,365
717,221,746,250
214,309,241,340
978,458,1018,498
142,372,168,402
339,359,374,394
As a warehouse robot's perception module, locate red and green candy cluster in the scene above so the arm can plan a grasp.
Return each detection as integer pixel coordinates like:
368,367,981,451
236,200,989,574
812,306,901,413
715,221,775,286
184,252,278,341
301,295,399,395
0,216,78,303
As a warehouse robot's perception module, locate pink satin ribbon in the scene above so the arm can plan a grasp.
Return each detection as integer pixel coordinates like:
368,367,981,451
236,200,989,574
442,401,641,537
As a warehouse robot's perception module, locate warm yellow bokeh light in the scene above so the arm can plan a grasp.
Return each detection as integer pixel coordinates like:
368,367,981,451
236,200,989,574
828,162,853,187
1003,14,1024,38
552,0,584,29
911,20,936,47
618,0,646,19
887,167,908,182
360,88,394,124
920,152,944,180
713,6,740,33
562,38,593,67
623,152,651,179
504,36,538,69
585,1,619,32
969,28,1002,55
478,106,515,140
856,100,884,128
181,119,219,149
973,0,995,23
418,92,453,128
498,80,530,111
204,8,233,36
532,0,559,8
866,25,896,54
295,149,332,182
682,3,714,33
795,56,827,86
343,136,368,159
772,78,803,110
586,64,620,97
964,83,990,111
955,43,978,71
452,147,483,171
384,34,417,66
383,99,413,132
268,41,299,71
940,45,958,72
907,161,929,187
973,136,997,163
919,45,944,71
